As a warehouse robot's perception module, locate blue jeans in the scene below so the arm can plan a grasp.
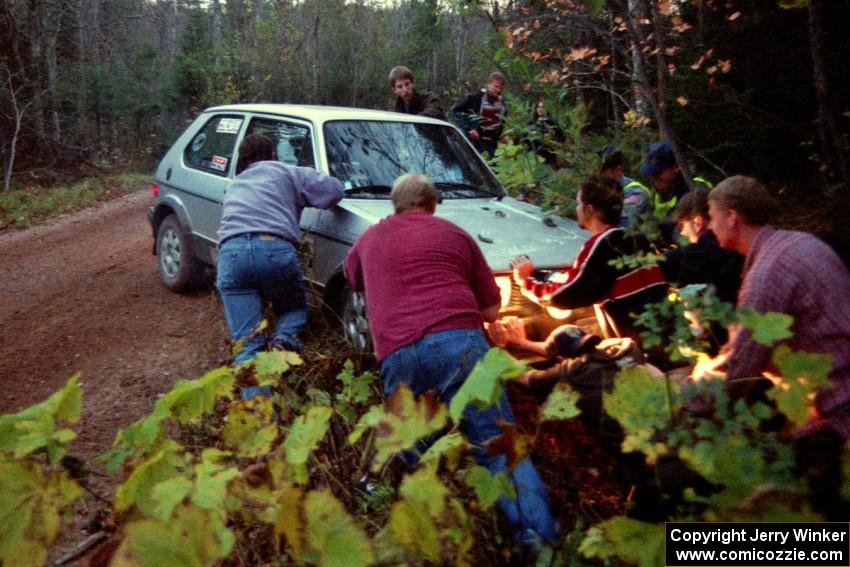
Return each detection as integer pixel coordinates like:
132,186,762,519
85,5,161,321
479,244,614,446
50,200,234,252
380,328,557,543
216,234,307,365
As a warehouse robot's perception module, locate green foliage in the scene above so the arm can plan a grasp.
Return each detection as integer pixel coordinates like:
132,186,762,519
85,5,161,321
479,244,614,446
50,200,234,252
738,308,794,346
111,504,234,567
449,348,527,422
221,397,278,458
768,346,831,427
302,490,374,567
283,406,333,484
350,384,448,471
0,460,82,567
540,382,582,421
635,284,736,363
464,465,516,510
603,366,677,461
253,350,302,384
159,367,235,423
0,374,81,464
115,440,189,517
580,518,665,567
334,359,378,423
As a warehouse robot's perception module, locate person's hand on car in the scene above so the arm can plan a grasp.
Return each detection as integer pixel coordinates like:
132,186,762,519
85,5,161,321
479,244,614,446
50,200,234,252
468,130,480,141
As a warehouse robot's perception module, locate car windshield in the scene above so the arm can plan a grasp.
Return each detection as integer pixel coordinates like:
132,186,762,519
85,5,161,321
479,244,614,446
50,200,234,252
323,120,504,199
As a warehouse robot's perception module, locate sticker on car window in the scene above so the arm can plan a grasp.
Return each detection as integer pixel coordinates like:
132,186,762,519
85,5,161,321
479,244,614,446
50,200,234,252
191,133,207,153
216,118,243,134
210,155,229,171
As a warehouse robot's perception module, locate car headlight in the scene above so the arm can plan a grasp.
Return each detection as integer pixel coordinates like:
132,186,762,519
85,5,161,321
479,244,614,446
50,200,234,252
494,276,513,308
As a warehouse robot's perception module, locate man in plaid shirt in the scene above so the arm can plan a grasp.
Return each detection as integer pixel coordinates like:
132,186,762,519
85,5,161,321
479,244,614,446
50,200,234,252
699,175,850,518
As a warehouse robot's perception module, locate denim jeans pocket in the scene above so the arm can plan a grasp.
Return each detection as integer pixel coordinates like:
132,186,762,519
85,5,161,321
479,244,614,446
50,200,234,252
216,250,241,289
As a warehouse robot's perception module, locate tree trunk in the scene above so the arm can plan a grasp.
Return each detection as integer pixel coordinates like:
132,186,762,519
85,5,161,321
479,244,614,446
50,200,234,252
627,0,648,118
808,0,850,185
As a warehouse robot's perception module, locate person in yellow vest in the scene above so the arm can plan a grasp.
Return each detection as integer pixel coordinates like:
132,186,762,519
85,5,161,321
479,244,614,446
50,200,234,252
639,141,712,244
599,146,651,227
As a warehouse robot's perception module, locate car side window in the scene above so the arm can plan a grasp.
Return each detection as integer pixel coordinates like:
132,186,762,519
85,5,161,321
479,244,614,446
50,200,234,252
183,115,243,176
246,118,315,169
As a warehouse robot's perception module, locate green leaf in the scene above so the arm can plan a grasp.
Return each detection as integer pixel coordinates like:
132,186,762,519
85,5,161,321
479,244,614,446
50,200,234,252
0,375,82,464
101,408,169,474
420,431,467,470
151,476,193,522
284,406,333,484
192,449,240,514
304,490,374,567
111,504,234,567
386,499,442,563
0,460,82,567
399,467,450,518
583,0,605,16
737,308,794,346
768,345,832,427
464,465,516,510
350,384,448,471
115,441,188,517
580,517,665,567
157,367,235,424
603,366,676,462
540,382,581,421
254,350,302,383
221,398,279,458
449,348,527,422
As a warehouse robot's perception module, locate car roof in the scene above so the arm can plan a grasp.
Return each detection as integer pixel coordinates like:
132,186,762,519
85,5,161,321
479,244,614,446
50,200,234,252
204,103,449,126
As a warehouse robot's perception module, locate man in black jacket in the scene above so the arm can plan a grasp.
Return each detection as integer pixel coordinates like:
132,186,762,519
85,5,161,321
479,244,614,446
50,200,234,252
388,66,445,120
451,71,508,157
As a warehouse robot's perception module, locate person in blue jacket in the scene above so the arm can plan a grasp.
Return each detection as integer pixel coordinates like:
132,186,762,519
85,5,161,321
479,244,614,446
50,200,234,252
216,133,343,364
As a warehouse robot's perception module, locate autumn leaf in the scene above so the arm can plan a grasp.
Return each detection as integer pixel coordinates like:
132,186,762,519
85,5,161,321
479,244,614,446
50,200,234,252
728,11,741,21
484,421,531,469
676,96,689,106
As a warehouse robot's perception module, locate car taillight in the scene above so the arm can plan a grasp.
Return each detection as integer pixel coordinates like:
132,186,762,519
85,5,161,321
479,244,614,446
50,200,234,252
151,182,158,197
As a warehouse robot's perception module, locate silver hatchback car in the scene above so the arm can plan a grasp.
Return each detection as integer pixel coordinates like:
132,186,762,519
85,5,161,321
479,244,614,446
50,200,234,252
148,104,587,349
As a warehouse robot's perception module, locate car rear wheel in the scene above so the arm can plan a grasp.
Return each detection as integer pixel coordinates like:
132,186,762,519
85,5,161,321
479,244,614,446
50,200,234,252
342,287,372,354
156,214,206,292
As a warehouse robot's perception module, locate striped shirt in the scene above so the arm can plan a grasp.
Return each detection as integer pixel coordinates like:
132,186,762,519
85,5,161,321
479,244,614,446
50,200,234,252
524,227,668,339
723,226,850,437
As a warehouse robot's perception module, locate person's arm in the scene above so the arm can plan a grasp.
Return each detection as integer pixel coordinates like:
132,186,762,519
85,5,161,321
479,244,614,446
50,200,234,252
481,303,500,323
420,92,446,120
451,92,480,139
465,231,502,321
547,235,618,309
343,240,365,292
294,166,344,209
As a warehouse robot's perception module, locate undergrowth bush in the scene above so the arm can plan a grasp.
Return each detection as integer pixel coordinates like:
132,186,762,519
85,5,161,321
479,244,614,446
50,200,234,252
0,304,845,566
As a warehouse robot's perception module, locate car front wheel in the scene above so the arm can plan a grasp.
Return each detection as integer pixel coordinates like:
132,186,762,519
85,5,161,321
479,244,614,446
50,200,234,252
156,214,206,292
342,287,372,354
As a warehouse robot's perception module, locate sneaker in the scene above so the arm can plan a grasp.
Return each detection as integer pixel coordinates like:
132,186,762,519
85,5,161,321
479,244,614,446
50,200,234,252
270,337,302,353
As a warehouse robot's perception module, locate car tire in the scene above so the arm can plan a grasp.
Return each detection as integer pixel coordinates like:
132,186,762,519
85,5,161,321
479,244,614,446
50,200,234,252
341,286,372,354
156,214,206,292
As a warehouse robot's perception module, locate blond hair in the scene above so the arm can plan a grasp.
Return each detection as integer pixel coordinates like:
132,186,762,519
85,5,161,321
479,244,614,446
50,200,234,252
391,173,438,214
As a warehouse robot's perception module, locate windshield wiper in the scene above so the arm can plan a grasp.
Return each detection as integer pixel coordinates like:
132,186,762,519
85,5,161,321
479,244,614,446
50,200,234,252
344,184,392,195
434,181,500,198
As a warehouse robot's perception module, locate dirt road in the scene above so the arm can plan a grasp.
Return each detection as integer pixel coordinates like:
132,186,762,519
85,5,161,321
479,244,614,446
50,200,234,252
0,190,230,459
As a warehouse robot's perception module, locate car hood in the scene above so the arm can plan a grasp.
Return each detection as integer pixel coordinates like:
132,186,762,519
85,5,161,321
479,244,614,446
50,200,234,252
338,196,587,272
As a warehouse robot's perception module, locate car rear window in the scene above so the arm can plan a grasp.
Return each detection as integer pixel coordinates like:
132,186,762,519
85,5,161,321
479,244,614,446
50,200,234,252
183,115,244,176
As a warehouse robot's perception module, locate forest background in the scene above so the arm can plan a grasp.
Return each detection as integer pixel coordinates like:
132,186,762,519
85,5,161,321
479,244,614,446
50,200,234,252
2,0,850,255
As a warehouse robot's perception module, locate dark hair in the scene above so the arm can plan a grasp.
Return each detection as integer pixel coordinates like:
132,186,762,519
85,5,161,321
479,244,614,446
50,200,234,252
579,174,623,225
388,66,414,88
709,175,777,226
673,186,711,222
600,150,625,173
236,133,275,174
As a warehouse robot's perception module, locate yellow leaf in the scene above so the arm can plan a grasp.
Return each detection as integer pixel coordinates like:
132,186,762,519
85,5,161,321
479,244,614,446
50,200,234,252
274,485,304,558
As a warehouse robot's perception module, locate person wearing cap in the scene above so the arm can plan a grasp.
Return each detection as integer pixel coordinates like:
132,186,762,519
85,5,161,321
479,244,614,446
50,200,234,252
599,147,651,227
509,174,668,343
451,71,508,157
388,65,446,120
639,141,712,244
